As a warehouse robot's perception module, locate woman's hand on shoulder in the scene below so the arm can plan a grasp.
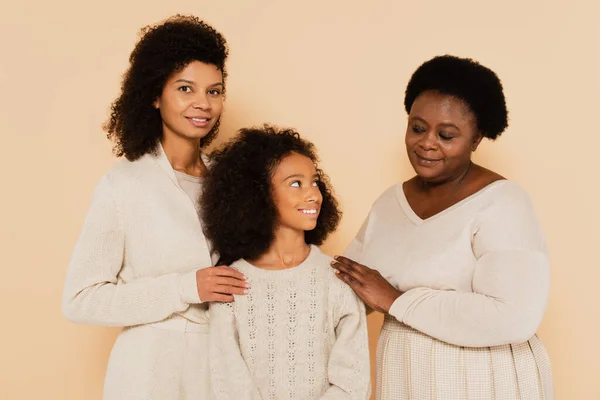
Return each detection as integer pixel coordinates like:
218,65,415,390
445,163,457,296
331,256,401,313
196,266,249,302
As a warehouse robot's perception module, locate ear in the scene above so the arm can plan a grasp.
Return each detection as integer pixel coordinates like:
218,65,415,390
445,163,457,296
472,132,484,152
153,98,160,109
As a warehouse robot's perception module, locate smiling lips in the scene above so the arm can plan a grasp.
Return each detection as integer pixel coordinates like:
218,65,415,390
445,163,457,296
298,208,319,218
415,152,442,166
186,116,211,128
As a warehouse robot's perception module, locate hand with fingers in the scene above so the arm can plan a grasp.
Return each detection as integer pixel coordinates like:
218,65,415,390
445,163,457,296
330,255,402,314
196,266,250,303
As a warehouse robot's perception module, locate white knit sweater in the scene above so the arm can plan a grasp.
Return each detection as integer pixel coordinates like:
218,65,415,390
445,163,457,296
62,146,213,327
209,246,371,400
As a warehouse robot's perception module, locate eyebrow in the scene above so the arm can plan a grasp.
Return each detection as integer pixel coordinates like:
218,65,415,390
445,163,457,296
410,116,460,130
174,79,224,87
281,173,319,182
438,122,460,130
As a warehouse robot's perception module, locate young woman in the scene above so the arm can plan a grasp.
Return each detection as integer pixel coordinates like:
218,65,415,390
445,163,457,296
202,125,371,400
62,15,247,399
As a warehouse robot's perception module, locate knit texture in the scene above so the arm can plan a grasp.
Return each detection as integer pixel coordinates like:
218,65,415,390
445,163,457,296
62,146,214,399
210,246,371,400
62,147,213,326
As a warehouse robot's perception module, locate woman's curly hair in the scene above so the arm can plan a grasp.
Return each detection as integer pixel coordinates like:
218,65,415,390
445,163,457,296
404,55,509,140
201,125,342,266
104,15,229,161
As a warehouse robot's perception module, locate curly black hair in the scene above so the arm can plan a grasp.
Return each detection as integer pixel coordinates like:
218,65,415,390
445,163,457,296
104,15,229,161
201,125,342,266
404,55,509,140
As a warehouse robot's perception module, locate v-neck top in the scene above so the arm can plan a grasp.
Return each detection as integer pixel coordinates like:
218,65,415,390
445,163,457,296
344,180,550,347
397,180,507,225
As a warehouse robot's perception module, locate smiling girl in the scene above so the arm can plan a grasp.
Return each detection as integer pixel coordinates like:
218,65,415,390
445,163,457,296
202,126,371,400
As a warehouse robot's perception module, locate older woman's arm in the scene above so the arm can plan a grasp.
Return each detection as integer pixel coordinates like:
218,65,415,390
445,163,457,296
335,184,550,348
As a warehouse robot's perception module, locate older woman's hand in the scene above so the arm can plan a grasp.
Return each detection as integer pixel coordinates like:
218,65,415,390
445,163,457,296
331,256,402,314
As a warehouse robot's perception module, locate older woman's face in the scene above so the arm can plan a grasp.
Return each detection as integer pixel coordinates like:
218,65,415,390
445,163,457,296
405,90,483,184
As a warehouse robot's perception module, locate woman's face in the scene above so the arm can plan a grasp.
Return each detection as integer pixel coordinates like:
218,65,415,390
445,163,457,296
154,61,224,143
405,90,483,184
271,152,323,233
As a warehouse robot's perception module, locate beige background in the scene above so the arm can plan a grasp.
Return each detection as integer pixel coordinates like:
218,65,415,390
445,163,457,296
1,0,598,399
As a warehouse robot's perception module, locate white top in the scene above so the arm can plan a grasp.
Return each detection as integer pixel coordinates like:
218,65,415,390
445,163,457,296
62,146,213,326
209,246,371,400
345,180,550,347
174,170,203,213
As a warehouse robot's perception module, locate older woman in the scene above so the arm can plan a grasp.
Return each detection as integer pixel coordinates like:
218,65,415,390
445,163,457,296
332,55,553,399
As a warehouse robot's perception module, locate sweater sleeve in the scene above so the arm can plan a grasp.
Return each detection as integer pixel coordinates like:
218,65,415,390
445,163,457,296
388,185,550,347
344,216,376,316
62,174,201,327
209,301,263,400
320,279,371,400
343,216,369,262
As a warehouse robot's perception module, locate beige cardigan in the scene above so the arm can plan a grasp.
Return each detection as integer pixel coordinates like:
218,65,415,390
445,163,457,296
62,146,213,326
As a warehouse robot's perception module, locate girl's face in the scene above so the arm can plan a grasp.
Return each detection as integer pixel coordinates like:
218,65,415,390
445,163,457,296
271,152,322,233
154,61,224,143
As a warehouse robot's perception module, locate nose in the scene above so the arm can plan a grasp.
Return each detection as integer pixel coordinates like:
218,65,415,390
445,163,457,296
418,129,438,150
192,91,211,110
305,185,321,203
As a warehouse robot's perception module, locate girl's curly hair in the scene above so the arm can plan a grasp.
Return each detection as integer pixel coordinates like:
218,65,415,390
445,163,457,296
104,15,229,161
201,125,342,266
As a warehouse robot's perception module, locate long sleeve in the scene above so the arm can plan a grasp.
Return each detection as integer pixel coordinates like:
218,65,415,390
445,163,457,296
209,301,263,400
388,187,550,347
62,174,201,327
343,216,369,262
320,282,371,400
344,217,376,316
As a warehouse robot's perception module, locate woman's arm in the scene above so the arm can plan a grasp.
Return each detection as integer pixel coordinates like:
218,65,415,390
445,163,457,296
388,188,550,347
62,175,203,326
334,186,550,348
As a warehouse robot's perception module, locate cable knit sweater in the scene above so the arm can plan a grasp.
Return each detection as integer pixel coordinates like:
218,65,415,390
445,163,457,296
209,246,371,400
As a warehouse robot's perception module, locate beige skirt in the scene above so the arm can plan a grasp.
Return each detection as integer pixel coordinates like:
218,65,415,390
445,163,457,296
376,315,553,400
103,315,210,400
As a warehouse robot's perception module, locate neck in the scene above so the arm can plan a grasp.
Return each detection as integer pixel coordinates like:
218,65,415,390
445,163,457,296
416,162,475,196
160,134,204,176
252,226,310,270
